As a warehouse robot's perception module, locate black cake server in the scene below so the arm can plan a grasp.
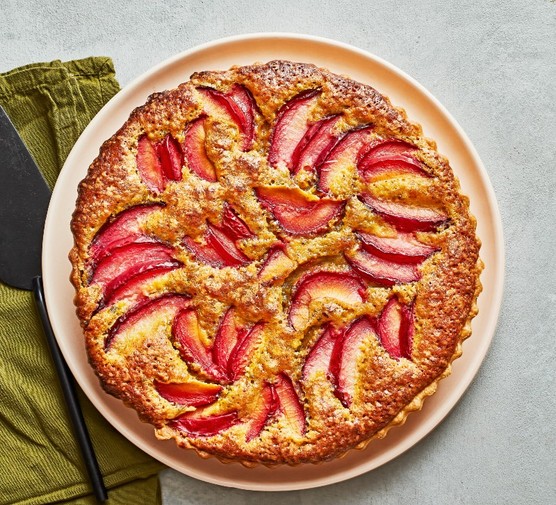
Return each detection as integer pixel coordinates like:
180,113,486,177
0,105,107,503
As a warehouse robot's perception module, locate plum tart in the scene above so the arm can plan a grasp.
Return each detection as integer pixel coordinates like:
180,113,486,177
70,60,482,465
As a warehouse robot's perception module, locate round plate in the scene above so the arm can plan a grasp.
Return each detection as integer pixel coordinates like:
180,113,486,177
42,33,504,491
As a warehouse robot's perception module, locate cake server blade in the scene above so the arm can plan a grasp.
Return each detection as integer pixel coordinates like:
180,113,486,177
0,105,107,502
0,105,51,290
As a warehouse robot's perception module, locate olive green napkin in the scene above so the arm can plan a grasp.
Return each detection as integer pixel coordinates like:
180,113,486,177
0,58,165,505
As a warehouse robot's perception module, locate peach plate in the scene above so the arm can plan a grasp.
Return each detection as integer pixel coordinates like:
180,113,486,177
42,33,504,491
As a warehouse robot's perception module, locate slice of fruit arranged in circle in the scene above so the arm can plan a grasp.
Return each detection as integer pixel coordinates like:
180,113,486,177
197,84,257,151
255,186,345,235
356,230,439,264
154,380,222,407
197,87,243,126
358,138,422,180
268,89,321,172
169,410,239,437
137,134,166,193
136,134,184,193
258,244,296,284
360,192,448,232
288,270,367,331
317,125,374,194
183,206,252,268
245,382,279,442
158,134,184,181
91,242,179,297
182,235,229,268
212,307,242,374
275,373,306,436
292,114,342,175
301,324,338,381
172,309,227,382
205,222,250,267
182,115,217,182
227,323,265,381
105,294,191,350
377,296,415,360
167,304,264,384
211,308,265,382
227,84,258,151
359,154,428,181
104,264,181,307
345,247,421,287
359,138,417,159
329,316,378,407
221,203,254,240
89,204,164,265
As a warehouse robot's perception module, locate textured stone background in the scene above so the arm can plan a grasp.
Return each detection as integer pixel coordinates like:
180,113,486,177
1,1,554,503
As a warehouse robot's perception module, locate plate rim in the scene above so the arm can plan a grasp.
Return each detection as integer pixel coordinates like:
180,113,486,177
42,32,505,491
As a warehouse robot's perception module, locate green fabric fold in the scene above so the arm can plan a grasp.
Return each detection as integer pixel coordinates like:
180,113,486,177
0,58,165,505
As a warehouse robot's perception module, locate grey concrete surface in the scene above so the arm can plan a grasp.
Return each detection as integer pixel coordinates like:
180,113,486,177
1,1,554,503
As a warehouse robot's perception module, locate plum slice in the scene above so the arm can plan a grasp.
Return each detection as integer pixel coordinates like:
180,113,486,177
183,220,250,269
136,134,184,192
182,116,217,182
106,294,190,349
360,192,448,232
301,324,338,381
358,138,418,163
197,85,257,151
357,230,439,263
269,89,321,172
256,186,345,235
288,271,367,331
91,242,177,292
359,155,428,181
137,135,165,193
168,305,264,383
275,373,306,436
154,380,222,407
90,204,164,265
227,323,265,380
317,125,374,193
245,382,279,442
183,206,251,269
258,245,295,284
104,264,181,307
173,309,227,382
170,410,239,437
182,236,228,268
227,84,257,151
357,138,430,180
329,317,378,407
212,307,242,375
158,134,184,181
211,308,264,382
221,203,253,240
377,297,414,360
292,115,342,175
345,247,421,287
197,86,243,125
206,223,250,267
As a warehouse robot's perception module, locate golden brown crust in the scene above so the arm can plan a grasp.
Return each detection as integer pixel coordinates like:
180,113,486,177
69,60,482,465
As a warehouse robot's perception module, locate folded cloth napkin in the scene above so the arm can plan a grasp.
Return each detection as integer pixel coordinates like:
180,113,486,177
0,58,165,505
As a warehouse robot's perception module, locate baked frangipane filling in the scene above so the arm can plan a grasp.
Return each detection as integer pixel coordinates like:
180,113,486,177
70,60,481,465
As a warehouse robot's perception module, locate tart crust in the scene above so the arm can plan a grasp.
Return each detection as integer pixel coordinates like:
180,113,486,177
70,60,482,465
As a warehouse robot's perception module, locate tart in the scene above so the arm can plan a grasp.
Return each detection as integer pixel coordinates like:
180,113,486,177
69,60,482,465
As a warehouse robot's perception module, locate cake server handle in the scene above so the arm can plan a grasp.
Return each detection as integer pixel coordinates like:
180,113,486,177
32,276,108,503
